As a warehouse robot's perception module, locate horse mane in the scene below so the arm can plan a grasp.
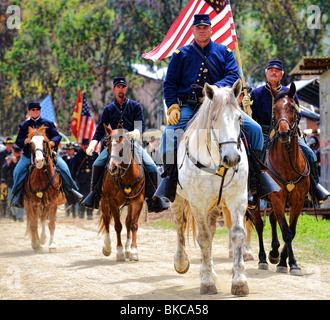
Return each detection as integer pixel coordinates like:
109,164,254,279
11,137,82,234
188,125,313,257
183,86,240,143
274,90,290,103
27,125,50,142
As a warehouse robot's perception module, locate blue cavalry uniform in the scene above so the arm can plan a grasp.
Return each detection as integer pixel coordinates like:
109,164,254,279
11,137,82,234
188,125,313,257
250,59,329,205
154,14,267,204
72,139,98,219
81,77,168,213
11,102,82,208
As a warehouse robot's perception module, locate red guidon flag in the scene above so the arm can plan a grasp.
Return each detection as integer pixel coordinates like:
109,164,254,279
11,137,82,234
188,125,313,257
142,0,237,61
70,88,83,140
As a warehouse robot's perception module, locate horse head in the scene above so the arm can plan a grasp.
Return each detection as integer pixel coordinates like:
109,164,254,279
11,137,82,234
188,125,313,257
273,82,297,144
104,124,131,176
205,79,242,168
28,125,50,169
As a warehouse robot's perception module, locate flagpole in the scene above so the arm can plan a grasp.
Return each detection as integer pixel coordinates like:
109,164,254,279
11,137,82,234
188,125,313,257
234,42,252,117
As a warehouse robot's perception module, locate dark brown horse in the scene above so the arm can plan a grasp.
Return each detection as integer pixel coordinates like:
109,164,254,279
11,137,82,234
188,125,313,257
25,125,61,252
98,124,145,261
253,83,310,275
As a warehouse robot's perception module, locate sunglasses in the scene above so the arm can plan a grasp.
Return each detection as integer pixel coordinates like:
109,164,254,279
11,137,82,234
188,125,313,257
30,108,41,111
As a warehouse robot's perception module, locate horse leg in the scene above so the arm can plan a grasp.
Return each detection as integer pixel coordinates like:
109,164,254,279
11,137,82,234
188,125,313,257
173,195,190,275
277,207,303,276
243,218,254,261
48,204,57,253
30,207,42,252
125,209,132,259
113,207,124,262
268,209,280,264
40,216,47,245
252,206,268,270
190,202,217,295
101,207,112,257
128,198,143,261
224,206,249,296
222,207,233,258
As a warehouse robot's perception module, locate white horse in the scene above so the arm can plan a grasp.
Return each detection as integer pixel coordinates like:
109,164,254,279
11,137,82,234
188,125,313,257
172,79,249,295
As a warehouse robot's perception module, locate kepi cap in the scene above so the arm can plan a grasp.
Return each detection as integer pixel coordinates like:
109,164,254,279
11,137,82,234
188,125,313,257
266,60,284,70
28,102,41,110
193,14,211,26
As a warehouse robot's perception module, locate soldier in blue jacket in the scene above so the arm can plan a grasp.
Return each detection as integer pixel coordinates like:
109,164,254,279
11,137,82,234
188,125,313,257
11,102,83,208
243,59,329,205
82,77,168,213
154,14,278,204
72,138,98,219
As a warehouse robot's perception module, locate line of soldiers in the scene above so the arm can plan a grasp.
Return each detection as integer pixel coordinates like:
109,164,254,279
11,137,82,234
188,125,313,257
62,139,98,219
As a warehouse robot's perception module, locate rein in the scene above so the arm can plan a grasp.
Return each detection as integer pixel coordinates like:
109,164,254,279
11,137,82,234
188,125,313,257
267,103,310,194
28,141,61,210
184,125,241,206
107,137,145,199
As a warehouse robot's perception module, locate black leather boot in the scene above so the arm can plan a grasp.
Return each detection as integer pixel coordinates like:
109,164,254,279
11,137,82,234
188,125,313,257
153,163,178,203
81,166,104,209
11,188,25,209
146,172,168,213
309,161,330,205
63,185,83,206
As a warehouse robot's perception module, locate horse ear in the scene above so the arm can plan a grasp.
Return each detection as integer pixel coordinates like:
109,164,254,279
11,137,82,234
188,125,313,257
232,79,242,99
205,83,214,100
103,123,112,136
117,124,124,129
288,82,296,99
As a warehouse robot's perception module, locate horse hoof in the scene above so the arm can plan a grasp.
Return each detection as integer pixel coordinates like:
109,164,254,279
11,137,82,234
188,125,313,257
32,243,43,252
174,260,190,274
125,251,130,259
49,247,57,253
268,252,280,264
243,253,254,261
102,246,111,257
129,253,139,261
117,253,126,261
276,266,288,273
258,263,269,270
200,283,218,295
290,268,303,276
231,283,249,296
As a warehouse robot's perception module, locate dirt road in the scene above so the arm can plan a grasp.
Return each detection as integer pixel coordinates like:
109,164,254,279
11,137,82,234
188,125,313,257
0,205,329,301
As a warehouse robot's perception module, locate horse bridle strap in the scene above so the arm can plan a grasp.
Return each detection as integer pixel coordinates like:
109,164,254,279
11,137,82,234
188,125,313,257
111,164,144,199
266,149,308,193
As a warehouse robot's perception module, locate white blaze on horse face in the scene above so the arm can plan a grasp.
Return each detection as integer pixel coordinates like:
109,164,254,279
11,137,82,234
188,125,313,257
31,135,45,169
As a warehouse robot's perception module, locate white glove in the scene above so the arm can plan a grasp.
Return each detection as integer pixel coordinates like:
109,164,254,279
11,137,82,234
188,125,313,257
86,140,98,156
127,129,140,140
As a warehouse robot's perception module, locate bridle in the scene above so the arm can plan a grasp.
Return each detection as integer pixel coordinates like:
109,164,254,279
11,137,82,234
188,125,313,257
106,135,145,199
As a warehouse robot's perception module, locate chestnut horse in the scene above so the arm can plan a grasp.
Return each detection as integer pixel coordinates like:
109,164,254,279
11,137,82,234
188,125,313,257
98,124,145,261
25,125,61,252
253,83,310,275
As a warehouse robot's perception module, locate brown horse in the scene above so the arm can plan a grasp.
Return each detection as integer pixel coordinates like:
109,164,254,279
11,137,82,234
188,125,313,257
98,124,145,261
253,83,310,275
25,125,61,252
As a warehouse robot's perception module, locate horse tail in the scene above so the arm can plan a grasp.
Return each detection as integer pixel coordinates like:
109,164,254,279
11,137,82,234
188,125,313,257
97,210,112,235
183,200,197,246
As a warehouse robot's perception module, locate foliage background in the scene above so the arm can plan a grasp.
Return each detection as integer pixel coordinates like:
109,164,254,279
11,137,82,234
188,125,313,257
0,0,329,137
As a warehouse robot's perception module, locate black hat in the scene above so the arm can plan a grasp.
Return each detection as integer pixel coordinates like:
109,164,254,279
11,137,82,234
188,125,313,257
81,138,90,145
266,60,284,70
5,137,14,144
28,102,41,110
193,14,211,26
113,77,127,87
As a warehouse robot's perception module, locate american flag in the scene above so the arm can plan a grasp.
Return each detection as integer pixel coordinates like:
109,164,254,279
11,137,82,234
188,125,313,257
40,94,56,124
77,92,96,144
143,0,237,61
